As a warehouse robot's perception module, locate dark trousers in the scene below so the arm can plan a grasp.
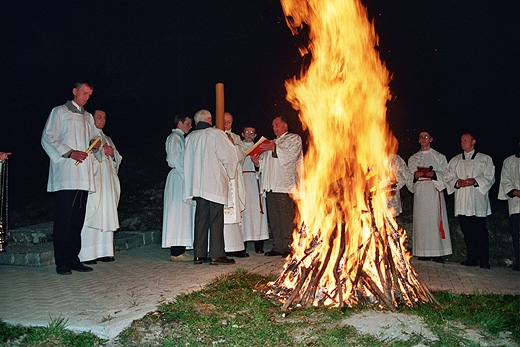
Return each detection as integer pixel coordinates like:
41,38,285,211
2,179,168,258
193,197,225,259
510,213,520,267
53,190,88,268
266,192,296,253
458,215,489,266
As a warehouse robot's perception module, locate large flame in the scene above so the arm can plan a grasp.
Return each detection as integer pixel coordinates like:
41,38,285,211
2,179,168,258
268,0,436,311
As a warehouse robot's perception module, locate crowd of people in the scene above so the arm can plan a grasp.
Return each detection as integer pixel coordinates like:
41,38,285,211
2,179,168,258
398,130,520,271
4,81,517,275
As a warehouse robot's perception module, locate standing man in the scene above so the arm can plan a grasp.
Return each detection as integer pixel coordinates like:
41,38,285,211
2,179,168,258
498,139,520,271
406,131,452,263
241,125,269,253
222,112,248,258
41,82,98,275
446,132,495,269
79,109,123,264
252,116,303,257
184,109,239,265
162,114,194,261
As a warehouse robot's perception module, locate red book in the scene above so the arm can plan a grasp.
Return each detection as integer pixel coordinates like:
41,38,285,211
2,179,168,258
416,166,431,173
244,136,273,156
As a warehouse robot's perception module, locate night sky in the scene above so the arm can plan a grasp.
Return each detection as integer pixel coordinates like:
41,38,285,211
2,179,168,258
1,1,519,185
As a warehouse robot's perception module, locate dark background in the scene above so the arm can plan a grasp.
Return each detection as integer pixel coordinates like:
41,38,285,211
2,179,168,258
1,0,518,226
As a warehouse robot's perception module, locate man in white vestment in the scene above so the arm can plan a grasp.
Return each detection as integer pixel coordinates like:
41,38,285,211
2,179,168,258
79,110,122,264
387,154,408,218
446,132,495,269
406,131,452,263
222,112,248,258
252,116,303,257
41,82,99,275
162,114,194,262
498,139,520,271
184,109,239,265
241,126,269,253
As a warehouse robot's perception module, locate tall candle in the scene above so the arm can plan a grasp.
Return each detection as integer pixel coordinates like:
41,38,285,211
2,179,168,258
215,83,225,130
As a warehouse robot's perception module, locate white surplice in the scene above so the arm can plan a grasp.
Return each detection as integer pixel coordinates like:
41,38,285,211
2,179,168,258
407,148,452,257
79,131,122,261
241,141,269,242
223,131,246,252
498,154,520,215
446,152,495,217
162,129,195,248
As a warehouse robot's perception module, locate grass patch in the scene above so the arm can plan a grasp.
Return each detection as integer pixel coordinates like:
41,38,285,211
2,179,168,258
2,271,519,346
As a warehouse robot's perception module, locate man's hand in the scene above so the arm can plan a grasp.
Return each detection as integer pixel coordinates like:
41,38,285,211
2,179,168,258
251,154,260,166
103,143,115,157
70,150,88,163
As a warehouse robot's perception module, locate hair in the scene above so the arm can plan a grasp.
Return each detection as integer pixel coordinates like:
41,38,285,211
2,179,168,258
174,114,190,128
194,109,212,124
274,115,289,125
461,132,476,141
418,130,432,137
74,81,94,90
243,125,256,132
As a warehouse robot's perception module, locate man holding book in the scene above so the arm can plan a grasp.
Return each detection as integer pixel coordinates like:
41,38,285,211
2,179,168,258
406,131,452,263
251,116,303,257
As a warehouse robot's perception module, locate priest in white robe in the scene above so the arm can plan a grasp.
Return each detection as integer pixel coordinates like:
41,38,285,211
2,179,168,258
498,139,520,271
184,109,239,265
162,115,194,261
446,132,495,269
79,109,122,263
241,126,269,253
406,131,452,262
222,112,247,257
253,116,303,257
388,154,408,217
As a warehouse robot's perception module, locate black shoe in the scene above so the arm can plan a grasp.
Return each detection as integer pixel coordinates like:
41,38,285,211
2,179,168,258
194,257,211,265
56,266,72,275
281,251,292,258
460,259,478,266
210,257,236,265
432,257,444,263
70,263,93,272
265,250,282,256
417,257,431,261
83,260,97,265
97,256,115,262
226,251,250,258
479,263,491,269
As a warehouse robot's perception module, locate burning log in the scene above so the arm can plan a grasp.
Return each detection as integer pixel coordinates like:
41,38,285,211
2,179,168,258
266,178,439,312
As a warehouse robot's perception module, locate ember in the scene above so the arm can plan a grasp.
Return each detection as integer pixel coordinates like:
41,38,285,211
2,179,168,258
266,0,437,311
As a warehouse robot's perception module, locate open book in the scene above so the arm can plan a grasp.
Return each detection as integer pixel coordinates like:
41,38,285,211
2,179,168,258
244,136,274,156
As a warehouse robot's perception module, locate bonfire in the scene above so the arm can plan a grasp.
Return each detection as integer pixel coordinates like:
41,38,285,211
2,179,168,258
266,0,437,312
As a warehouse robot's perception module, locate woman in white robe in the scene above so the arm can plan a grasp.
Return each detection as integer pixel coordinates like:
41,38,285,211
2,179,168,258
162,115,194,261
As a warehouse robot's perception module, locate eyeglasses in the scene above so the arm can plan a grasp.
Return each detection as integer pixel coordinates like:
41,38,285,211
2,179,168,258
244,130,255,134
419,135,430,139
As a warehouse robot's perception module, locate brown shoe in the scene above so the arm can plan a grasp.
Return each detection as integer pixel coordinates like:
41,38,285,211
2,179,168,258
194,257,211,265
210,257,236,265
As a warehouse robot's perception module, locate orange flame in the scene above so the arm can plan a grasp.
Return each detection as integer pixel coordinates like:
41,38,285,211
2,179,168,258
268,0,435,310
